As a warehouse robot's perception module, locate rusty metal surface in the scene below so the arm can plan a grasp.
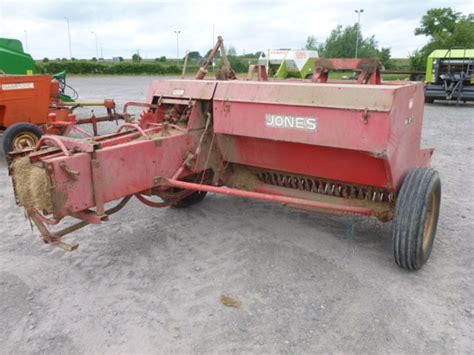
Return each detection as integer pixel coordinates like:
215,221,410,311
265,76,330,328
146,80,217,103
313,58,382,84
213,80,400,111
314,58,382,71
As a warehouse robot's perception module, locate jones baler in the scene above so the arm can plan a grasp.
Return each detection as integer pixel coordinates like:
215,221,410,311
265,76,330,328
7,53,441,271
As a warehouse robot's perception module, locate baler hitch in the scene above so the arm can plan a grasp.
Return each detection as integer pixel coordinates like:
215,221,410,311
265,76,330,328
26,190,195,251
27,196,132,251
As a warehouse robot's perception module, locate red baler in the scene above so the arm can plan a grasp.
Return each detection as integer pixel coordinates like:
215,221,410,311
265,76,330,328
7,56,441,271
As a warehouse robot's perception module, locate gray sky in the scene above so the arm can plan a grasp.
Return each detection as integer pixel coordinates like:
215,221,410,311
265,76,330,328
0,0,472,59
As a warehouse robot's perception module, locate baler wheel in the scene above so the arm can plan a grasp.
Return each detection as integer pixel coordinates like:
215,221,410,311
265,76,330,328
392,168,441,270
170,190,207,209
2,122,43,155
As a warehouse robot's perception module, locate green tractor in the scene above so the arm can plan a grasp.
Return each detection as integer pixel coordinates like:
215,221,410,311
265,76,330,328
424,48,474,104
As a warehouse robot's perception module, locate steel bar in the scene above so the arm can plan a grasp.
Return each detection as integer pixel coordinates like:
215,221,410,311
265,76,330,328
165,179,374,215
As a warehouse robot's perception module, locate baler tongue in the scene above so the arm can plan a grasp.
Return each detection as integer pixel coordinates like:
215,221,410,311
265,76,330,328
8,92,217,250
7,55,440,270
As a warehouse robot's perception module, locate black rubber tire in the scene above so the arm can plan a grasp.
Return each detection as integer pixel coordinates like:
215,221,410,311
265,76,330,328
392,168,441,271
2,122,43,155
171,191,207,209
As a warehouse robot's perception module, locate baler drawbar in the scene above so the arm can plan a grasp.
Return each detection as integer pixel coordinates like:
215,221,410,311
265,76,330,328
7,40,441,271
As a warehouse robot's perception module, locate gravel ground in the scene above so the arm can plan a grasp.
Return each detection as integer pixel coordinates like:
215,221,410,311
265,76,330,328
1,76,473,353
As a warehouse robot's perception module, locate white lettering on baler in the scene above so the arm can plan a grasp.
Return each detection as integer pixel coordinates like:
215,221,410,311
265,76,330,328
1,83,34,90
172,89,185,96
265,114,317,131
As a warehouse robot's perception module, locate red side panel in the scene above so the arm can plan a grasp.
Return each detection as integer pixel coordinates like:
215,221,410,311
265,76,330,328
211,80,428,190
217,135,389,188
0,75,52,127
45,133,197,218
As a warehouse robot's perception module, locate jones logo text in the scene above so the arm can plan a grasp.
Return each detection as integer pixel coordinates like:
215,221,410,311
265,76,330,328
265,114,318,131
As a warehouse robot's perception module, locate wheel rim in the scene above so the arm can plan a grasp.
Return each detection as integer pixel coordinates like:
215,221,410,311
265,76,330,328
422,190,438,252
12,132,39,150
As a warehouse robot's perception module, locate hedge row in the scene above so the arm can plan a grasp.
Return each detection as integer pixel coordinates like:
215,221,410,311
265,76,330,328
36,61,181,75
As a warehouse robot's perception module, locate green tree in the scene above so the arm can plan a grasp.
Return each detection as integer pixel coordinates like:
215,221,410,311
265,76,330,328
410,8,474,70
415,8,461,36
132,53,142,62
243,51,262,58
409,49,426,71
318,24,392,67
305,35,317,50
187,51,201,59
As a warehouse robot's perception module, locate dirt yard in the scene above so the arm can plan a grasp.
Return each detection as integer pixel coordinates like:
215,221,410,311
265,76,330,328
1,76,473,353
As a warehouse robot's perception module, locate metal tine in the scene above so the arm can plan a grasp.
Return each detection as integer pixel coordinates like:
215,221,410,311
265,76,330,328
254,171,393,203
372,191,377,201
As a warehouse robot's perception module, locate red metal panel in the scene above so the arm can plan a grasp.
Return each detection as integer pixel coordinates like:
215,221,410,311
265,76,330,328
213,80,426,190
146,80,217,102
216,135,390,189
213,101,391,152
45,132,197,217
0,75,52,127
46,153,95,217
97,134,192,202
385,82,429,188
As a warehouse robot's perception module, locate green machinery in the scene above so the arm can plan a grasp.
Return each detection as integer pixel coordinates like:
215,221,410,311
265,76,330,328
258,49,318,79
0,38,36,75
0,38,76,102
424,48,474,103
